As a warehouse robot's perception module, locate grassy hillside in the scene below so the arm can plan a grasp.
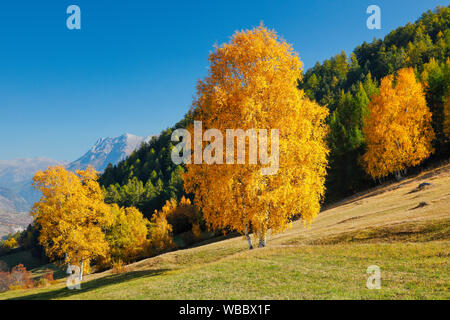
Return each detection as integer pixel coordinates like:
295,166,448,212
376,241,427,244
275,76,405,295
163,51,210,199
1,163,449,300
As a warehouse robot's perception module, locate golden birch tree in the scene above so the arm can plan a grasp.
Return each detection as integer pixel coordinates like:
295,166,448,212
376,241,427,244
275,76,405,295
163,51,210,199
32,166,113,280
183,25,329,248
362,67,434,180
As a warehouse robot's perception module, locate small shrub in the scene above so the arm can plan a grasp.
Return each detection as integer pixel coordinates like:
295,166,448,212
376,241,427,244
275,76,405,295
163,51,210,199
0,271,12,292
111,260,127,274
43,269,54,282
36,277,50,288
10,264,34,289
4,238,18,249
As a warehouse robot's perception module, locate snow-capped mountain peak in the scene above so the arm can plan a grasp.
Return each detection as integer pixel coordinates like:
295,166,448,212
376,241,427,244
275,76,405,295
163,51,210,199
67,133,153,172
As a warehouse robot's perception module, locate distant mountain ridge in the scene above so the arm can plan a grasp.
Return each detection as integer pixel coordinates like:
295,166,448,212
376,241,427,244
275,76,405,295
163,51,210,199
0,158,65,189
0,133,154,237
0,187,29,213
67,133,154,172
0,158,66,213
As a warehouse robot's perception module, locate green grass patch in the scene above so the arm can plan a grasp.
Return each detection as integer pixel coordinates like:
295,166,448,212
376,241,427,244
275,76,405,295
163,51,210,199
1,165,449,300
1,241,448,300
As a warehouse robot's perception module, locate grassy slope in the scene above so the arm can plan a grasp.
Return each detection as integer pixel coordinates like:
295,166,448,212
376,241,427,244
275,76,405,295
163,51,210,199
1,164,449,300
0,251,66,281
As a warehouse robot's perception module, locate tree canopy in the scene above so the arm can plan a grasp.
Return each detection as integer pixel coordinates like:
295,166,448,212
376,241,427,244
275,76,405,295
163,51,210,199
362,68,434,179
183,26,329,248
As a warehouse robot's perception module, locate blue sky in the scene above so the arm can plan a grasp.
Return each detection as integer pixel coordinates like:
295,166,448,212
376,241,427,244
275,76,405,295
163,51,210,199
0,0,448,161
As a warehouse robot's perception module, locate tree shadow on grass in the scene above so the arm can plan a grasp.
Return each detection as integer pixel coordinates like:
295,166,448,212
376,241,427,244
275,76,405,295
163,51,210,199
7,268,169,300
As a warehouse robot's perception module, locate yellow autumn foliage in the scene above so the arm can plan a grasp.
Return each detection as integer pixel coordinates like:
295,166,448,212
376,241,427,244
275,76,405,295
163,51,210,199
183,25,329,247
3,238,18,249
149,201,175,253
105,204,149,263
32,166,114,272
362,68,434,179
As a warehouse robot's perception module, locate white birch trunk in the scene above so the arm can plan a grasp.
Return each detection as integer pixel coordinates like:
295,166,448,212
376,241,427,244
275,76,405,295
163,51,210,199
258,227,266,248
79,259,84,281
244,225,253,250
258,234,266,248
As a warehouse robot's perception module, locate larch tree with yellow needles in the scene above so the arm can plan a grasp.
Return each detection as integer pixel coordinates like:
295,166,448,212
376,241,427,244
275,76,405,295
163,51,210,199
32,166,114,280
362,67,434,180
149,200,175,253
183,25,329,249
163,196,202,236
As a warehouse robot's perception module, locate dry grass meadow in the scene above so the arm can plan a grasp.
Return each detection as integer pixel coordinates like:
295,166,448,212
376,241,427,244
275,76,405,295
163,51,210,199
1,163,449,300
